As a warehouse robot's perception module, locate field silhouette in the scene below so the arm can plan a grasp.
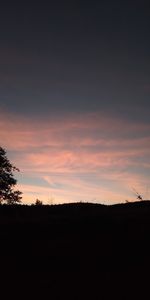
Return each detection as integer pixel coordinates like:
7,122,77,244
0,201,150,299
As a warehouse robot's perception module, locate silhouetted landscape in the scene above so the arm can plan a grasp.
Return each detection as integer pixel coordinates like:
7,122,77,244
1,1,150,298
0,201,150,299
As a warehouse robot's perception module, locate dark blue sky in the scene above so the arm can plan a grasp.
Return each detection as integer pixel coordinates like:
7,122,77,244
0,0,150,120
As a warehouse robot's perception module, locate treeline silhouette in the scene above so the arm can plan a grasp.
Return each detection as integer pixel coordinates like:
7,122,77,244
0,201,150,299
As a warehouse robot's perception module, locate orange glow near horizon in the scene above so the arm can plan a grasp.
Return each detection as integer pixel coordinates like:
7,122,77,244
1,110,150,204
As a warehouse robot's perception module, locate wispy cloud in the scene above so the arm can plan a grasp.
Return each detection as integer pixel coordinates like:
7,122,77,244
1,110,150,204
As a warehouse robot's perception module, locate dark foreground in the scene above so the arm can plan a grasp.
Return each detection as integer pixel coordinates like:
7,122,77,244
0,201,150,299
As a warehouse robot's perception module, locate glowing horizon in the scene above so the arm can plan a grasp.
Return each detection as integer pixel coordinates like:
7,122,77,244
1,110,150,205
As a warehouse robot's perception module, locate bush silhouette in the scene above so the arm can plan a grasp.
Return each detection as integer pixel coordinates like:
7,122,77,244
35,199,43,205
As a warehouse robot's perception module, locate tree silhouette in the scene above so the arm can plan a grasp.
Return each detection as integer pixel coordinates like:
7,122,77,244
35,199,43,205
0,147,22,204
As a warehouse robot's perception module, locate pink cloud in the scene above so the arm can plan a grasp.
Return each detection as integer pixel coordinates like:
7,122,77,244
1,109,150,204
1,109,150,150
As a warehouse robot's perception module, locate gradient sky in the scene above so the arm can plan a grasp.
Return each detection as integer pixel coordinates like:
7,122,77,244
0,1,150,204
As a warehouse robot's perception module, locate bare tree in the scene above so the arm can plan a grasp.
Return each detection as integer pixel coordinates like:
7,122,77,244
132,187,143,201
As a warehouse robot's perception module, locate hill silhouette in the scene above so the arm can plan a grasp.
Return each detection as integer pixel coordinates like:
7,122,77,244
0,201,150,299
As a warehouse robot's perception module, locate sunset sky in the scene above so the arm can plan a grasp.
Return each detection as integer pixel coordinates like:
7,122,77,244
0,1,150,204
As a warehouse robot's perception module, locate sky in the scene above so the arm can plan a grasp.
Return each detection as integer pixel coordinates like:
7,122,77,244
0,0,150,204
